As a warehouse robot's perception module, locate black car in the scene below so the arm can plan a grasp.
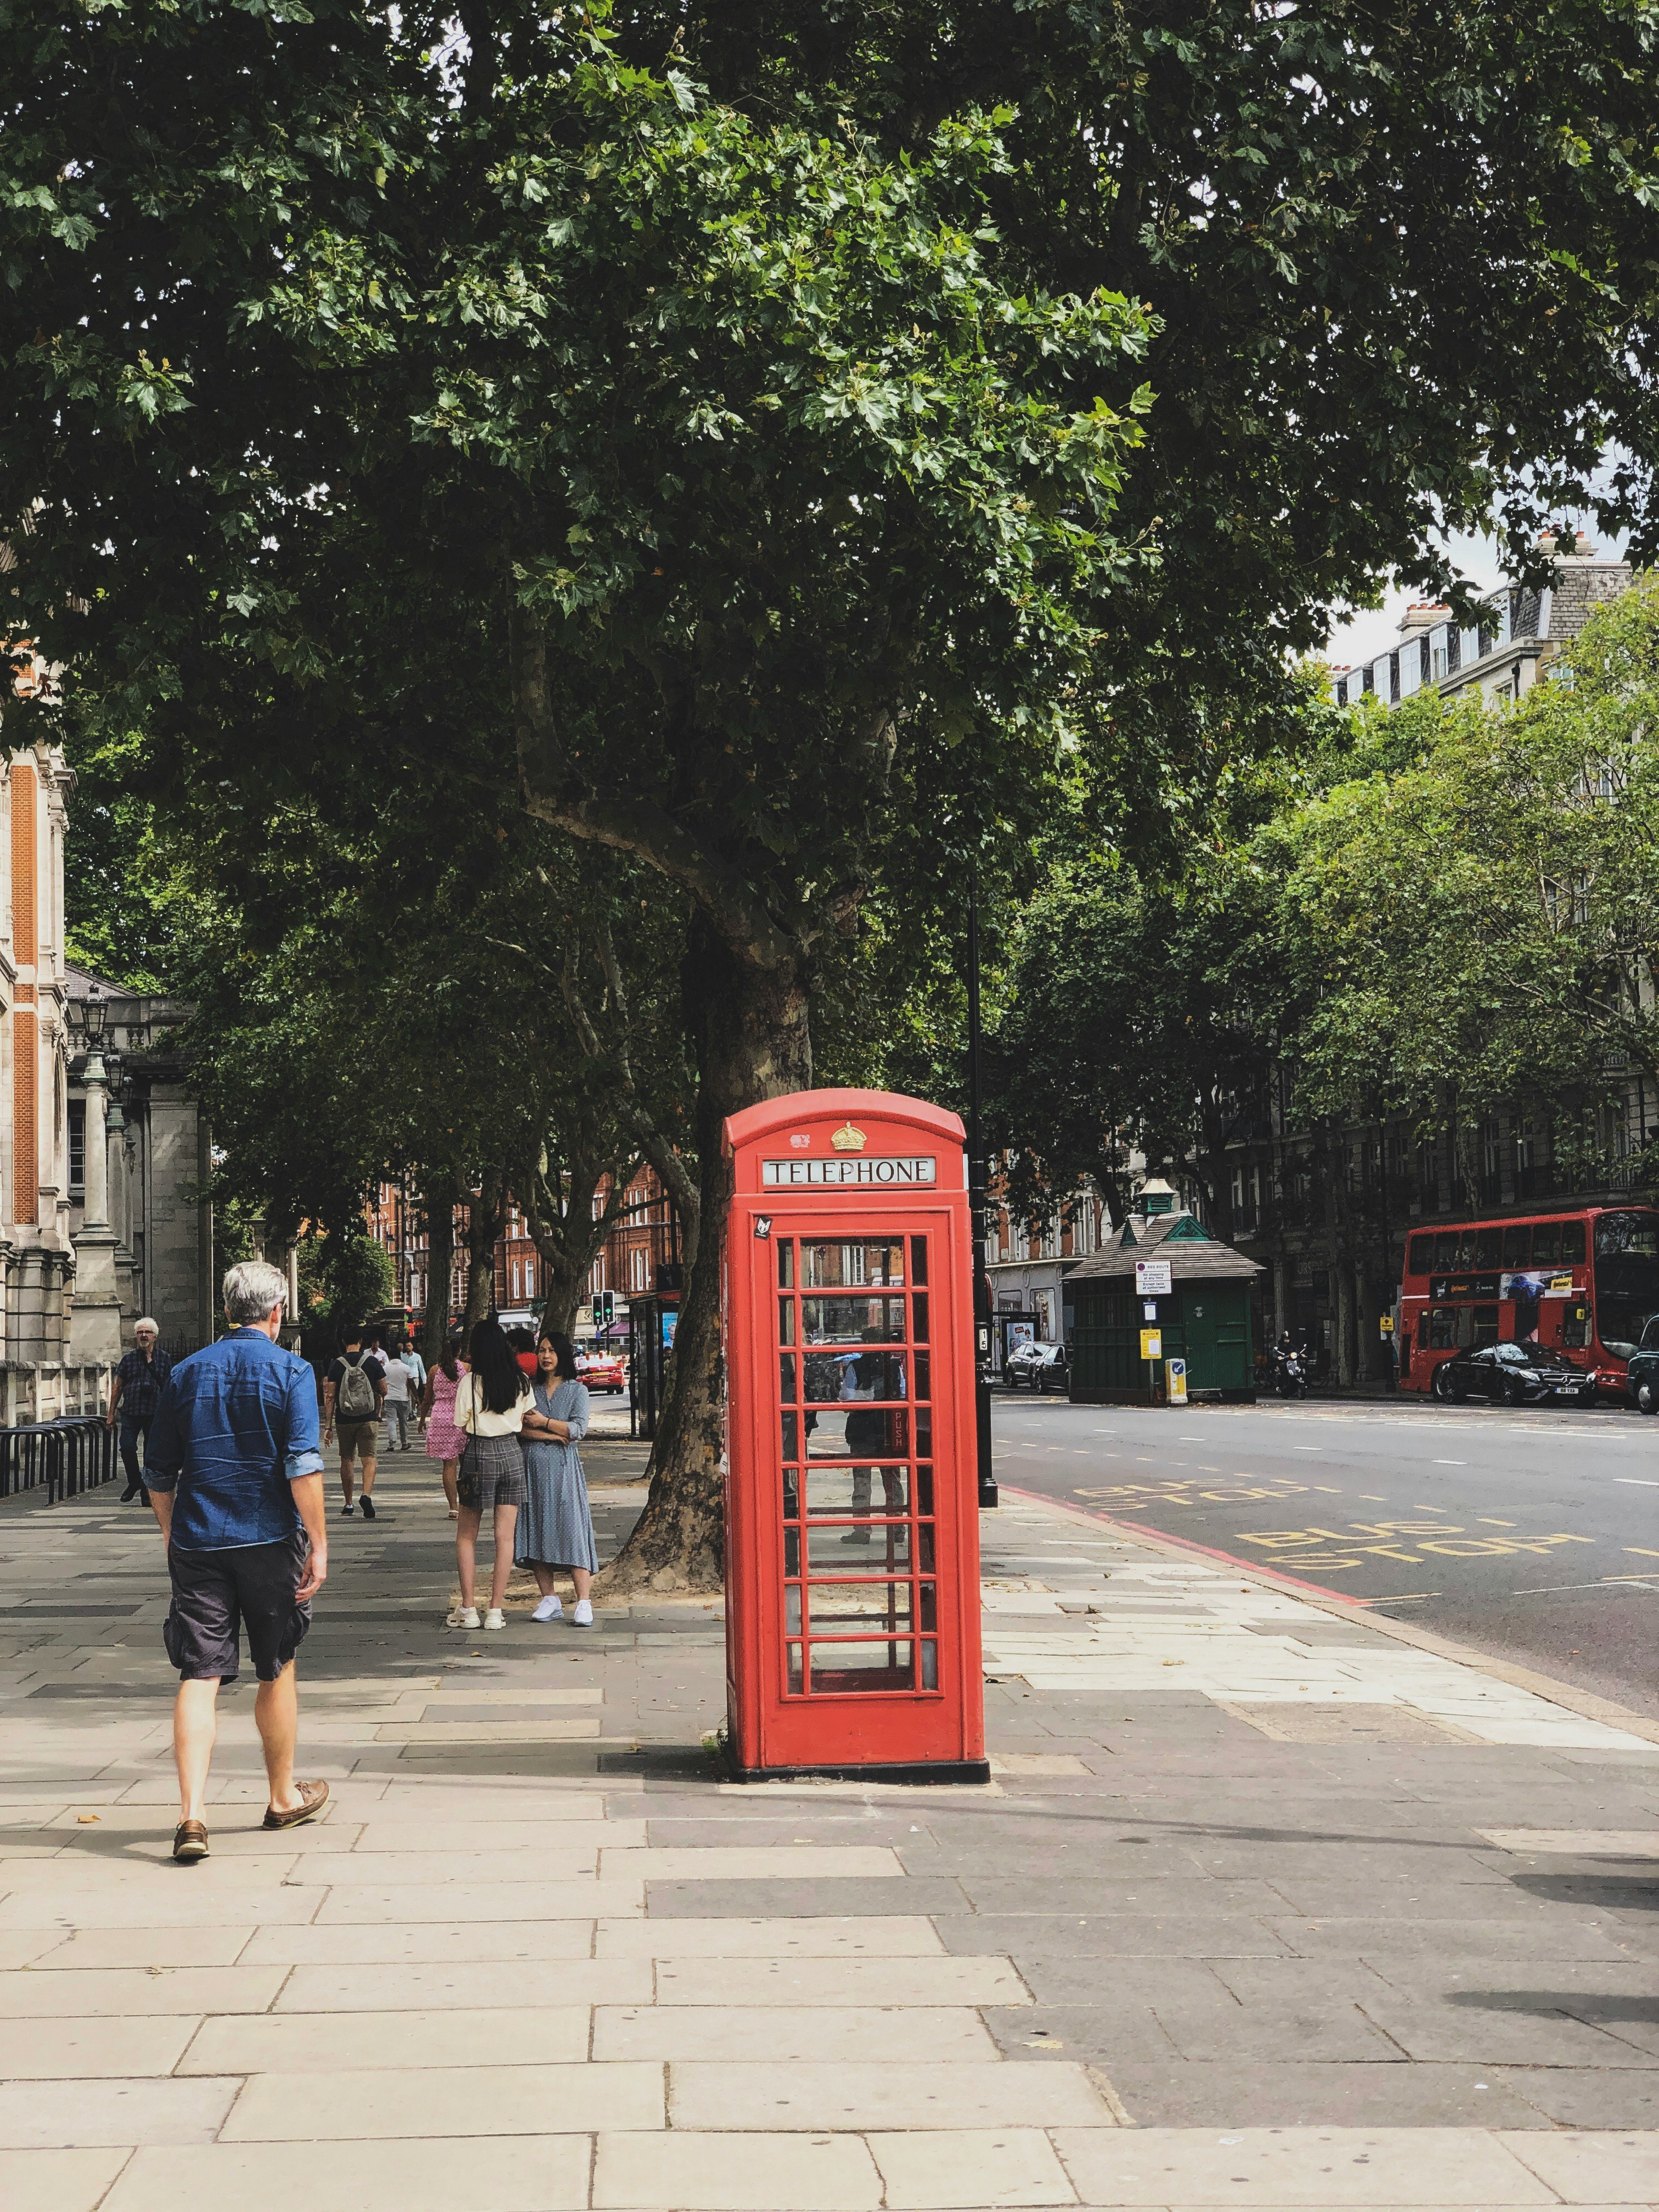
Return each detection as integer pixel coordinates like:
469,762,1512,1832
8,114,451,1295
1005,1341,1069,1393
1430,1341,1596,1407
1626,1316,1659,1414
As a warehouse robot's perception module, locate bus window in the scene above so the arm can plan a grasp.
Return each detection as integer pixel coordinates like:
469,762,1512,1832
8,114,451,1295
1456,1305,1477,1347
1564,1301,1590,1348
1407,1233,1435,1278
1502,1223,1531,1268
1559,1221,1585,1264
1532,1223,1561,1265
1474,1228,1502,1268
1433,1231,1461,1269
1417,1312,1431,1348
1472,1304,1499,1347
1428,1306,1457,1349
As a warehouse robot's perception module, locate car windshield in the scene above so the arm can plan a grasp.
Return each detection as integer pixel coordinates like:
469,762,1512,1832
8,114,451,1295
1494,1344,1528,1364
1517,1345,1566,1369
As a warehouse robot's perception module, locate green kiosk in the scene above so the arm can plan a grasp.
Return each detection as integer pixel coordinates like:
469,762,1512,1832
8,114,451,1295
1068,1188,1262,1405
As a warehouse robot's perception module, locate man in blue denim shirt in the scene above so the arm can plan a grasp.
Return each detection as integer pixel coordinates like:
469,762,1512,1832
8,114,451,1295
145,1260,330,1860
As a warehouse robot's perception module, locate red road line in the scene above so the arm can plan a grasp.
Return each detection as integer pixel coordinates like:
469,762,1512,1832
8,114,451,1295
997,1482,1364,1606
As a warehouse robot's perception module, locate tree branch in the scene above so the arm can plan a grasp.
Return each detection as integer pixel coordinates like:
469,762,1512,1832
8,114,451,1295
511,603,800,972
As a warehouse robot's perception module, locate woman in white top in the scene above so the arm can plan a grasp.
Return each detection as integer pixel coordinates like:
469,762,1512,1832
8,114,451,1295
447,1319,531,1632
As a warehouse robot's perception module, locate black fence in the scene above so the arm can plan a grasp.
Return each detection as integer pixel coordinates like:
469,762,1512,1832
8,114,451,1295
0,1416,117,1506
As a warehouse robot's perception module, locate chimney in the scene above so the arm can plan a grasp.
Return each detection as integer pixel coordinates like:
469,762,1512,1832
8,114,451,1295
1539,528,1598,559
1398,603,1449,634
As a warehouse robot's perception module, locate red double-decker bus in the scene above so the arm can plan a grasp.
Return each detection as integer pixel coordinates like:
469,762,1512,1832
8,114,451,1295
1398,1204,1659,1400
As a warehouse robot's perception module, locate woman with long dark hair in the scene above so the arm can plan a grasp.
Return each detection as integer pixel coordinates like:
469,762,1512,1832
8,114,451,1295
422,1336,468,1519
447,1319,530,1631
517,1331,598,1626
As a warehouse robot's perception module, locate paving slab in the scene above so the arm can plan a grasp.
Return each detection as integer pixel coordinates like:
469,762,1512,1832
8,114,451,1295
668,2058,1117,2131
591,2128,883,2210
239,1917,597,1965
656,1954,1030,2007
179,2002,591,2072
1050,2124,1559,2205
101,2136,590,2212
596,1912,947,1957
0,2074,240,2148
0,1963,285,2016
870,2125,1081,2208
0,2012,202,2076
594,2001,997,2062
0,2147,131,2212
220,2058,663,2140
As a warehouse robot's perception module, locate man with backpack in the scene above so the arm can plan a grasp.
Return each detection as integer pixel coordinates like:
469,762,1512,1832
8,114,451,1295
323,1327,386,1520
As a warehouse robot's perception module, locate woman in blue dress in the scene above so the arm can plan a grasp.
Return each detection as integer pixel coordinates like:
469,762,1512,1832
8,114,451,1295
517,1330,598,1626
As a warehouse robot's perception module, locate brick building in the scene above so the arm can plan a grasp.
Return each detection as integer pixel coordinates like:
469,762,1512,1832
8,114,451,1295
370,1160,684,1336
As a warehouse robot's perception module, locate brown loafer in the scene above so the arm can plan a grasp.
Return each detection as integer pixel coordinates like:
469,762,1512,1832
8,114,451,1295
173,1820,209,1862
263,1779,329,1831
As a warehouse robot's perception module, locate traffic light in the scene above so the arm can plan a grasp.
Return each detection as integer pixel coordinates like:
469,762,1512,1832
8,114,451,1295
595,1290,614,1328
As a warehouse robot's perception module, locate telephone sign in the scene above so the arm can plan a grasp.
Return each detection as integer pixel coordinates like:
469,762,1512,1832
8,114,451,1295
722,1089,988,1785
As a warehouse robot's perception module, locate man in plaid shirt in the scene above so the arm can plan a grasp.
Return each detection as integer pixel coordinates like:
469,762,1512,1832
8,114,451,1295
108,1319,173,1502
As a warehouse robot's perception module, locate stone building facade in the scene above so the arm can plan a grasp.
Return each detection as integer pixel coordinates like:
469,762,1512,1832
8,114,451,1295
64,970,211,1359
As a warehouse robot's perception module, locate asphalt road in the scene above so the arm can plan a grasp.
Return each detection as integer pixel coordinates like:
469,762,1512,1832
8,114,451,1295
989,1390,1659,1719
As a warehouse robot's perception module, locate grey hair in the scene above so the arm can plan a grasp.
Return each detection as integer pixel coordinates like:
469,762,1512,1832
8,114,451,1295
223,1260,288,1326
134,1316,159,1335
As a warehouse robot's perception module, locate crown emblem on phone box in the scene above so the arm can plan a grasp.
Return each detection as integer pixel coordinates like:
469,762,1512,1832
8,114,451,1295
830,1121,867,1153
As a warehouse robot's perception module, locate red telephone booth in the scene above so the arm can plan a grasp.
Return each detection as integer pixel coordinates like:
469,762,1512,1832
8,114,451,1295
723,1090,988,1782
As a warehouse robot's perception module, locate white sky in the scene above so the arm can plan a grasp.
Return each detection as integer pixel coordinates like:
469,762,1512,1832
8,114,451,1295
1321,501,1632,672
1319,528,1504,671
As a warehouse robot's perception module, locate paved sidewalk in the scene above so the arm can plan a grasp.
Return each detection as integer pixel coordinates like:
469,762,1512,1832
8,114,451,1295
0,1444,1656,2208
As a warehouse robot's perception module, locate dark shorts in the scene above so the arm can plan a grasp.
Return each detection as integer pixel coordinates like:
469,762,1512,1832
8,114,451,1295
163,1535,312,1685
336,1420,379,1462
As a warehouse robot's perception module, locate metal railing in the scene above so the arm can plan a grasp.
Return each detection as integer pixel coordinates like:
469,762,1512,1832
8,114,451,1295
0,1416,117,1506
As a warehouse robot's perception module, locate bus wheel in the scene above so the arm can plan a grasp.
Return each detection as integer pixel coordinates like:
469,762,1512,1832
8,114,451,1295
1639,1380,1658,1416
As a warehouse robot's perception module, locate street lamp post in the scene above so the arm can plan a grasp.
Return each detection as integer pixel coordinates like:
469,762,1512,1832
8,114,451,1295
967,877,997,1510
80,985,110,1232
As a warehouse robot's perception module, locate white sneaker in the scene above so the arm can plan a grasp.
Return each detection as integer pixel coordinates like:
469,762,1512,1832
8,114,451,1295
532,1595,563,1623
482,1608,507,1631
445,1605,480,1629
572,1598,594,1627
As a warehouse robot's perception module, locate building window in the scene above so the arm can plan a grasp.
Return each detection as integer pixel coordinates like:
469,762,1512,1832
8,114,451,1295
68,1100,84,1195
1389,650,1401,704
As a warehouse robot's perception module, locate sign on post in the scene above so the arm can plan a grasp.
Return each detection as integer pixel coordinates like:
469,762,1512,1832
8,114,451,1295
1166,1357,1188,1406
1139,1328,1163,1362
1135,1260,1172,1298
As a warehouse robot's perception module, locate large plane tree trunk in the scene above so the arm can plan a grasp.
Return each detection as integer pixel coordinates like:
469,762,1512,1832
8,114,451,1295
462,1167,505,1336
597,919,811,1595
421,1173,457,1367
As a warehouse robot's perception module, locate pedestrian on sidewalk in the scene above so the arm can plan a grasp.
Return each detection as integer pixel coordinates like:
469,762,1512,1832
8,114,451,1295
380,1341,416,1454
403,1340,427,1415
422,1337,467,1518
107,1317,172,1502
517,1330,597,1627
323,1328,385,1520
143,1259,329,1863
448,1318,529,1632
